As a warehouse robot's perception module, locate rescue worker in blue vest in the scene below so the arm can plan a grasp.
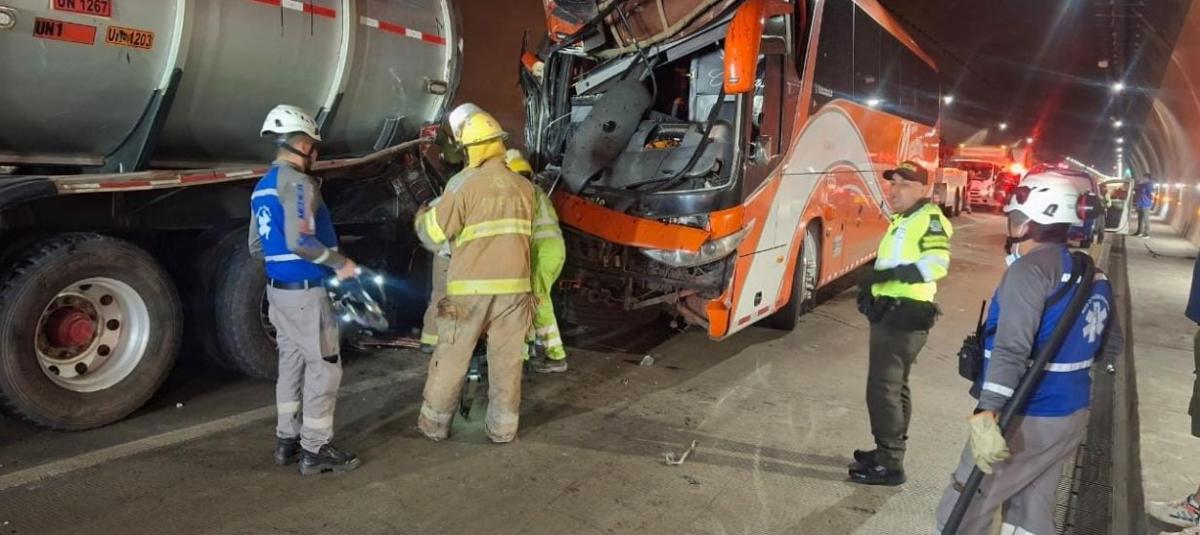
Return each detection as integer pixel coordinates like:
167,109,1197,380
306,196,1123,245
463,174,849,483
934,171,1125,533
850,160,952,486
249,104,362,475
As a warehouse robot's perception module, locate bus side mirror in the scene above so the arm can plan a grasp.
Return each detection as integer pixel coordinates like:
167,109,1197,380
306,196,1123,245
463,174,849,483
723,0,766,94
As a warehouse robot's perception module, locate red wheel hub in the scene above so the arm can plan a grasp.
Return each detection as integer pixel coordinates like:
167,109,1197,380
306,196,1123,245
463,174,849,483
46,309,96,348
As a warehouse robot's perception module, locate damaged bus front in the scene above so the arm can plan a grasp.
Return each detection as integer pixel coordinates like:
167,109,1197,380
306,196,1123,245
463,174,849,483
522,0,941,338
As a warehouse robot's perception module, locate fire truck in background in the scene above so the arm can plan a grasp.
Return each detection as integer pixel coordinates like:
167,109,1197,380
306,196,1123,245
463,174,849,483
949,144,1024,212
523,0,942,337
0,0,461,429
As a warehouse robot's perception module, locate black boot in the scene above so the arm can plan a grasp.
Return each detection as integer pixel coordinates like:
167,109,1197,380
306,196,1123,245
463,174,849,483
848,460,906,486
299,444,362,476
274,437,301,466
848,448,877,470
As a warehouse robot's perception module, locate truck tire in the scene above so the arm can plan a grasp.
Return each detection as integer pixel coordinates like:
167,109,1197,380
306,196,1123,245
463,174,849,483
208,228,277,380
763,223,821,331
0,234,181,429
188,228,245,372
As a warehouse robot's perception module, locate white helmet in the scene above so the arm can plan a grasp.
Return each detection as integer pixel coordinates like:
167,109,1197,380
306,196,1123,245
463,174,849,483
1003,171,1086,225
447,102,484,140
261,104,322,141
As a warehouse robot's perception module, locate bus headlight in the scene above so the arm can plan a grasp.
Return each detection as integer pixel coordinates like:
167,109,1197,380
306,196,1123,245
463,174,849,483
641,222,754,268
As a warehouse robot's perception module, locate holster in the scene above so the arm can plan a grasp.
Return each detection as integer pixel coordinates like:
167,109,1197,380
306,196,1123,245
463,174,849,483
878,297,939,332
957,334,983,381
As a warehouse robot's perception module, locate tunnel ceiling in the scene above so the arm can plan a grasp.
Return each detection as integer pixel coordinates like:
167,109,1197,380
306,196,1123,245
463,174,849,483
879,0,1191,173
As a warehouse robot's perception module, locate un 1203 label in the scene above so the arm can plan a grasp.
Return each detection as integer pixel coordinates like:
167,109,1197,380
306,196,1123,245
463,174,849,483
105,25,154,50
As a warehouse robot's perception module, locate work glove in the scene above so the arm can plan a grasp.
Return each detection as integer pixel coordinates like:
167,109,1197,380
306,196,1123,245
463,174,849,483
967,411,1011,474
869,264,925,285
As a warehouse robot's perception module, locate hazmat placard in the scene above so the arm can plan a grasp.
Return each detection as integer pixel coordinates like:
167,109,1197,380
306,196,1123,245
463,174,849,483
52,0,113,18
33,17,96,45
104,25,154,50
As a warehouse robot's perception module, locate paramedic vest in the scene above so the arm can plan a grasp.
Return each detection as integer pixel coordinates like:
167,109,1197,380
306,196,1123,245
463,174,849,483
251,165,338,282
872,201,952,302
979,248,1113,417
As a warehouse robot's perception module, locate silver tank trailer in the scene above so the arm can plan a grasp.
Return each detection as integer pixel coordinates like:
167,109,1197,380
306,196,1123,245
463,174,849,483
0,0,460,168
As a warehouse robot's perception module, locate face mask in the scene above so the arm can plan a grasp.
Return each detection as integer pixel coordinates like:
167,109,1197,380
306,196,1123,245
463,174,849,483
1004,228,1029,266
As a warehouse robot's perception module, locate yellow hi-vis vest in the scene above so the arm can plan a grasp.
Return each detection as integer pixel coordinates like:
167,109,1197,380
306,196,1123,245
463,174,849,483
871,200,953,302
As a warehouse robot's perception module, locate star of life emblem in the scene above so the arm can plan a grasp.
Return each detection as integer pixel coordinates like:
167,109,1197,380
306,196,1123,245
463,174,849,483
256,206,272,240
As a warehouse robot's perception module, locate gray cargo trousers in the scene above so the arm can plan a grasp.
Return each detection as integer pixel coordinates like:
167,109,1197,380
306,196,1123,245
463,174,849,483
267,286,342,454
934,409,1089,535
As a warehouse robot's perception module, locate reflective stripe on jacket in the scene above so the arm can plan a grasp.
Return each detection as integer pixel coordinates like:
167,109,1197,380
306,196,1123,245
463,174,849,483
415,158,535,296
872,200,953,302
978,247,1115,417
250,163,340,282
531,185,565,296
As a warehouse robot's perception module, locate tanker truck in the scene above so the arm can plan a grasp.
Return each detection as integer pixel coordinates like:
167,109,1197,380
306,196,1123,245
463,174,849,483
0,0,461,429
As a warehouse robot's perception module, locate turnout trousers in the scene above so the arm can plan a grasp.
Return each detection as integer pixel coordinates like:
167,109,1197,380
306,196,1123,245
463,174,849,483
418,293,533,442
267,286,343,454
934,410,1089,535
867,321,928,471
420,254,451,346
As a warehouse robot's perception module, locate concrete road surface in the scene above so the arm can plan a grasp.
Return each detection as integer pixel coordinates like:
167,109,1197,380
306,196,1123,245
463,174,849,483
0,213,1011,535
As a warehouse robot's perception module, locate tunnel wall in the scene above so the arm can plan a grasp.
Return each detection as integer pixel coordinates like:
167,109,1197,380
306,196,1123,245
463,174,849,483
451,1,548,150
1142,0,1200,244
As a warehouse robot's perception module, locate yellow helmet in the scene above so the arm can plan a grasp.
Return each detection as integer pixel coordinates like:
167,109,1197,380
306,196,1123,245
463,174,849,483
457,109,508,147
505,149,533,177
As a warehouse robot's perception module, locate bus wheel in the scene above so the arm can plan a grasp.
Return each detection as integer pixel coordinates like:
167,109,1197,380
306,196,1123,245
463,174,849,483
207,227,277,380
764,224,821,331
0,234,181,429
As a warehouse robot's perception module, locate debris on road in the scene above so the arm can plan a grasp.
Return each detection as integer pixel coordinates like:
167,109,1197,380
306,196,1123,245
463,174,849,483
640,355,655,367
664,440,698,466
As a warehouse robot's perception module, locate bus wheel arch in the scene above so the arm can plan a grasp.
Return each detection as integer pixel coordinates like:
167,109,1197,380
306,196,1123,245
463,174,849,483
763,218,822,331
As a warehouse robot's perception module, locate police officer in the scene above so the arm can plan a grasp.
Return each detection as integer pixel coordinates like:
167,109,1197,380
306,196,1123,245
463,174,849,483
249,104,362,475
850,160,953,486
934,171,1124,533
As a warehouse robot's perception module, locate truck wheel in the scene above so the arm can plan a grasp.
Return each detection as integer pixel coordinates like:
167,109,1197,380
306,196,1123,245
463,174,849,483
764,223,821,331
188,228,245,372
0,234,181,429
208,228,277,380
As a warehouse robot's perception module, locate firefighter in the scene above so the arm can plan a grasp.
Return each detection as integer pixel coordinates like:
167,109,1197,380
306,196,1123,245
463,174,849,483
249,104,361,475
850,160,953,486
504,148,569,373
413,105,536,443
934,172,1124,533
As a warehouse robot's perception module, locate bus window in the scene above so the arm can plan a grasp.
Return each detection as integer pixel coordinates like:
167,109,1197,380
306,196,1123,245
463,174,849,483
810,0,853,112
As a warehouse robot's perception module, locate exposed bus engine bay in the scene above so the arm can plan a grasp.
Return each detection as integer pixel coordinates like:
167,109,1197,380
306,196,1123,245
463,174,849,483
520,0,768,326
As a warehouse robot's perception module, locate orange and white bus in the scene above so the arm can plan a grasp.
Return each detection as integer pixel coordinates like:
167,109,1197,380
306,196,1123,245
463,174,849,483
522,0,941,338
